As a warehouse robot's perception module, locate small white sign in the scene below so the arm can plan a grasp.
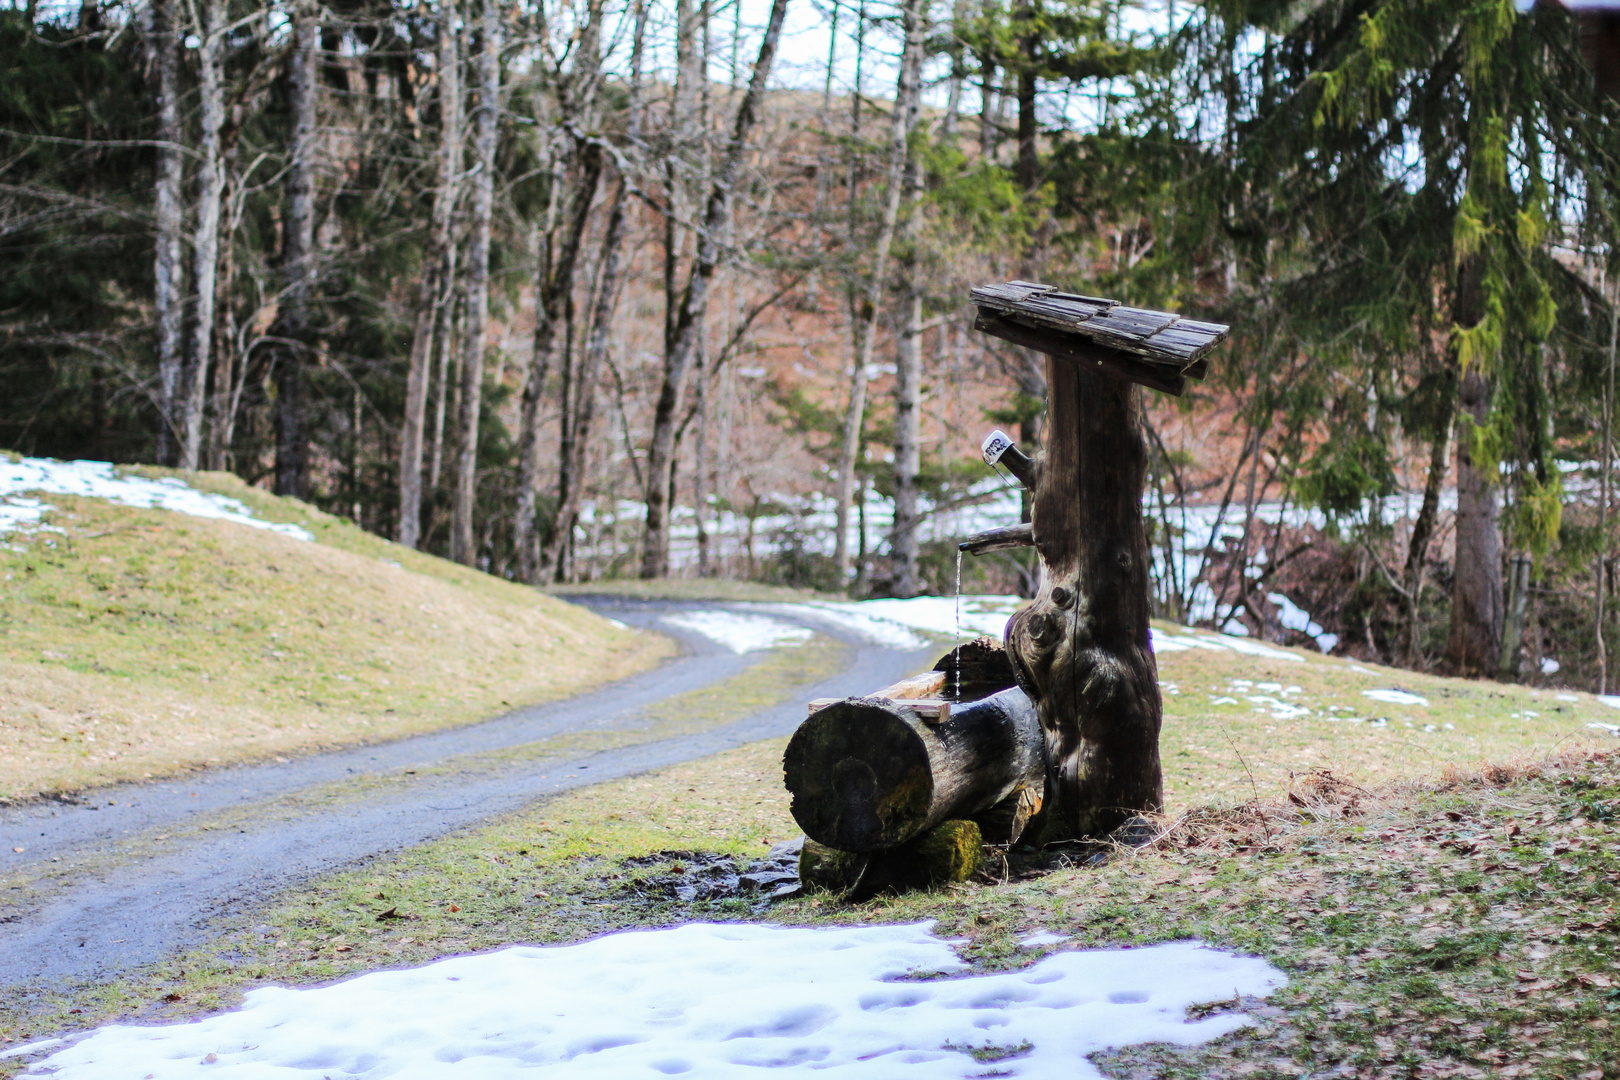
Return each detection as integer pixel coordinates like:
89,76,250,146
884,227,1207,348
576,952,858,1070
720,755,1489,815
981,429,1014,466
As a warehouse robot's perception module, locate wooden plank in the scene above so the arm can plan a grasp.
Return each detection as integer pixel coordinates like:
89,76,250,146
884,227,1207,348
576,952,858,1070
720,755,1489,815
1016,295,1114,329
974,312,1187,396
969,279,1229,367
805,697,951,724
805,670,949,719
877,670,949,700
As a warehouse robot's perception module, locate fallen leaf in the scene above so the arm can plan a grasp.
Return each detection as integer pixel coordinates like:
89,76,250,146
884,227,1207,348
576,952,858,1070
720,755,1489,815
203,1052,217,1063
10,847,21,854
1514,980,1556,995
375,907,400,921
162,993,182,1002
1577,973,1614,989
334,945,352,953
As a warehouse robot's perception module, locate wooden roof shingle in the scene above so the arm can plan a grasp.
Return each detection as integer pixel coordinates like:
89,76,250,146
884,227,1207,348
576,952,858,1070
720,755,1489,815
969,281,1230,371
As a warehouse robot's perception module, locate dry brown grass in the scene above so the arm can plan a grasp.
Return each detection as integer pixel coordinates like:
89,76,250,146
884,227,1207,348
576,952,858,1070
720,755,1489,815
0,491,672,799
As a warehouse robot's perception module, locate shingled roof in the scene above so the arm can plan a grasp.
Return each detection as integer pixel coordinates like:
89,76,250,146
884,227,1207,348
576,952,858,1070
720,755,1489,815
969,281,1230,396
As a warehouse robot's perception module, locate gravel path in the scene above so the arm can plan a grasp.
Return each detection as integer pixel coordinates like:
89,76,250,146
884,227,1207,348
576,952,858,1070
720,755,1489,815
0,599,935,993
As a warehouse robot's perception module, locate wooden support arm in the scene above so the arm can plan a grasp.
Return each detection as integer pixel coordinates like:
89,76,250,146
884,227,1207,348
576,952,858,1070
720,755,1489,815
958,522,1035,556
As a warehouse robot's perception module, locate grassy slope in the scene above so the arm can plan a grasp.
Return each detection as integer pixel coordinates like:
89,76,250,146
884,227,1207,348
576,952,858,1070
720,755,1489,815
1151,636,1619,809
0,466,672,799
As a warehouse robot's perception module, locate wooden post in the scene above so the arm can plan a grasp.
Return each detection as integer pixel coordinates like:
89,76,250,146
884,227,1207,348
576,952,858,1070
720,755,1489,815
967,281,1228,842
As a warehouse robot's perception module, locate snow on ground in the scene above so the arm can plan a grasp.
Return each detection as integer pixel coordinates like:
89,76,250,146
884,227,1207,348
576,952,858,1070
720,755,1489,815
21,922,1285,1080
0,457,313,544
661,610,815,653
760,595,1021,650
1362,689,1429,707
1148,627,1302,662
757,595,1310,661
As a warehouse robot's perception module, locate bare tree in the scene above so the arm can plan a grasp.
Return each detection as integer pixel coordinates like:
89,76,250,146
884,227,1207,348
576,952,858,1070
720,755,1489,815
147,0,185,467
890,0,928,596
180,0,226,470
398,0,461,549
640,0,791,578
541,0,649,581
450,0,500,566
272,0,320,498
833,0,924,584
514,0,608,582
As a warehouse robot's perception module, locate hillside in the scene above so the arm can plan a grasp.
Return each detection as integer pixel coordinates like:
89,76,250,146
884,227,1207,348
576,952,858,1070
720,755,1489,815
0,459,672,801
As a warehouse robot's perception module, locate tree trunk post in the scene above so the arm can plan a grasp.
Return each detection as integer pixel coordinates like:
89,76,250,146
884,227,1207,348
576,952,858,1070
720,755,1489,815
967,281,1228,842
1004,359,1164,840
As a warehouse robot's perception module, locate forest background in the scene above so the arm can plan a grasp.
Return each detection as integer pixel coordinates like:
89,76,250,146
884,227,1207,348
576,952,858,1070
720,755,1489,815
5,0,1620,692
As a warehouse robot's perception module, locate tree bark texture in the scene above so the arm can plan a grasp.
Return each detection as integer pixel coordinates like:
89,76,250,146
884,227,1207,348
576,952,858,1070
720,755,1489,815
272,3,319,499
831,0,923,583
1447,367,1504,674
399,0,460,549
1401,367,1455,665
1003,356,1164,841
639,0,790,578
180,0,226,470
784,686,1044,853
150,0,185,467
450,0,499,566
890,11,927,596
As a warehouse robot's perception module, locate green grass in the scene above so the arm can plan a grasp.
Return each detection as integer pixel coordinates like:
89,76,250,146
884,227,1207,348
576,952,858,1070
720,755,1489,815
0,466,671,799
1151,630,1619,810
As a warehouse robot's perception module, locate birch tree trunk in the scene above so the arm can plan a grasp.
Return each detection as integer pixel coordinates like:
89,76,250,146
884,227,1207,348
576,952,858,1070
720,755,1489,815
639,0,790,579
890,2,928,597
399,0,461,549
833,0,923,584
450,0,499,566
148,0,185,467
180,0,225,471
831,2,867,578
272,1,319,499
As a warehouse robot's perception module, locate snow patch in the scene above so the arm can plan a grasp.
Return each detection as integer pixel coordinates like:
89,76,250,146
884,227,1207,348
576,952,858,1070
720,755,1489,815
28,923,1284,1080
0,457,313,542
1151,628,1304,663
660,610,813,653
1362,689,1429,707
1265,592,1340,653
759,595,1022,649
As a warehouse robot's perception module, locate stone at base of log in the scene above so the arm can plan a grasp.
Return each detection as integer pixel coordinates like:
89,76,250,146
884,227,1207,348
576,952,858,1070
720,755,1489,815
800,820,984,900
